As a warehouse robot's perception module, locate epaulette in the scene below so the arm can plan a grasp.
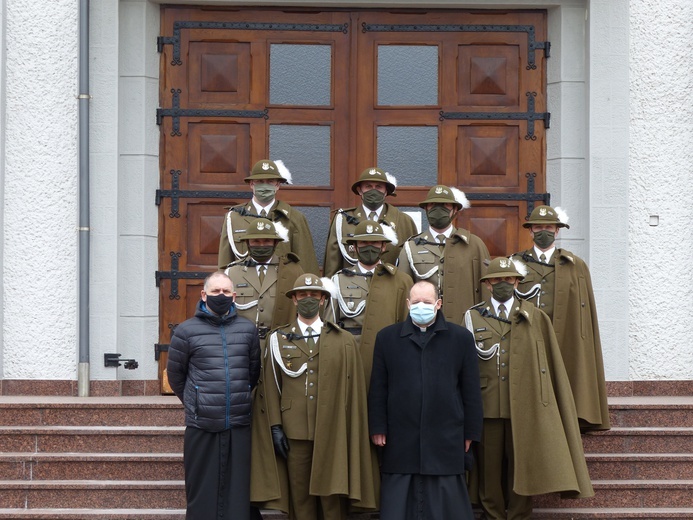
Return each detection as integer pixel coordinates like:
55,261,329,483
377,263,396,276
282,252,301,264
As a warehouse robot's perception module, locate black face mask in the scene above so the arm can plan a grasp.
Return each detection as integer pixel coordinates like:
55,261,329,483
427,205,453,230
249,245,275,263
362,189,386,211
357,245,381,266
296,297,321,319
205,294,234,316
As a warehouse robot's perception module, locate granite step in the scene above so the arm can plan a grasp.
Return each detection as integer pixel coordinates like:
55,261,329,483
608,397,693,428
585,453,693,480
0,398,183,428
533,480,693,509
0,426,184,454
532,508,693,519
0,480,186,509
581,427,693,453
0,509,186,520
0,453,184,481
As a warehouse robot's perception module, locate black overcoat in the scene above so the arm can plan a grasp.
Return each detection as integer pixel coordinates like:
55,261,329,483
368,312,483,475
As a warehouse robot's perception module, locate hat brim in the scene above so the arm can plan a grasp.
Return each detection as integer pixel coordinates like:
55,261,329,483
481,271,524,281
285,287,331,299
418,199,463,209
522,221,569,229
351,181,396,196
244,174,288,183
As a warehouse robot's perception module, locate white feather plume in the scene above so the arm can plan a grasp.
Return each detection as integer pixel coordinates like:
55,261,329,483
274,159,293,185
385,171,398,188
450,186,471,209
320,276,339,298
510,257,528,277
380,223,399,246
273,221,290,243
554,206,569,226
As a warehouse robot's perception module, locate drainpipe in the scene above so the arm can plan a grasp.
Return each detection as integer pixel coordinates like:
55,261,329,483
77,0,90,397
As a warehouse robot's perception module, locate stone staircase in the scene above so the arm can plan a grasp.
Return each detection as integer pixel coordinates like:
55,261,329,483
0,394,691,519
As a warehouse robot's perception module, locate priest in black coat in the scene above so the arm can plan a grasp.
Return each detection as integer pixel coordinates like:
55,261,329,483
368,280,483,520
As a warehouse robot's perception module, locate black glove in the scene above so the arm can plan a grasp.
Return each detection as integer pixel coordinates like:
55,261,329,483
271,425,289,459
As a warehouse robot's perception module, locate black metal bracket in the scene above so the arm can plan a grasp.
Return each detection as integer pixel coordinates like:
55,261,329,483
155,252,210,300
155,324,179,361
156,89,269,137
155,170,252,218
362,23,549,70
465,173,550,218
440,92,550,141
104,353,139,370
158,21,350,65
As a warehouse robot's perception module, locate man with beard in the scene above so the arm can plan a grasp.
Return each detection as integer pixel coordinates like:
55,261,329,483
511,205,610,431
323,167,417,277
258,274,376,520
465,257,594,519
368,280,483,520
218,159,319,275
167,272,261,520
398,185,490,324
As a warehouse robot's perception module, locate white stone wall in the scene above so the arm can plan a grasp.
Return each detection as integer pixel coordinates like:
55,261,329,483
628,0,693,379
2,0,79,378
1,0,689,383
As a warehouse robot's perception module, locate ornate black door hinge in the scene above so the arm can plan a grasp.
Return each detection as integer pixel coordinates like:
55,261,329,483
466,173,550,217
155,170,251,218
440,92,550,140
155,252,210,300
158,21,350,65
362,23,549,70
157,89,269,137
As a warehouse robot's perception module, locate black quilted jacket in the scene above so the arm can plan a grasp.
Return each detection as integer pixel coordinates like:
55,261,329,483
167,300,261,431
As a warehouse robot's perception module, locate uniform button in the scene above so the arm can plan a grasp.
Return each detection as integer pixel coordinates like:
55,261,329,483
309,357,314,362
541,279,546,283
540,303,545,307
309,395,314,400
259,295,264,300
501,363,506,367
541,369,546,373
541,291,546,295
309,382,314,387
309,370,314,374
501,336,506,340
501,349,506,354
259,307,264,312
501,376,506,381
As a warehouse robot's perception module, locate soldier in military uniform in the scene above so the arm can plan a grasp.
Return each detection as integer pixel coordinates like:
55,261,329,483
259,274,376,520
218,159,319,275
398,185,490,325
323,167,418,277
223,219,303,518
329,220,413,385
464,257,593,520
511,205,610,431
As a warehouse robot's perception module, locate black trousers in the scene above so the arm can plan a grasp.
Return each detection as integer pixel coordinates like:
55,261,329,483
184,425,251,520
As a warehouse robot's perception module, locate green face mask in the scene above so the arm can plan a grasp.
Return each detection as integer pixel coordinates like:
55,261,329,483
362,189,386,211
491,281,515,303
357,245,382,266
533,230,555,250
249,245,275,263
427,205,453,230
296,297,321,319
253,183,277,204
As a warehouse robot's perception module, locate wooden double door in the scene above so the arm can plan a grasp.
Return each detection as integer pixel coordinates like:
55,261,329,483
156,6,549,387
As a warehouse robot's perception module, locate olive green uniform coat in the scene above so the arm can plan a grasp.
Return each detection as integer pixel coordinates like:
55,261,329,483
323,204,418,277
329,262,413,386
465,299,594,498
218,200,319,275
512,248,610,430
250,320,377,513
398,228,490,324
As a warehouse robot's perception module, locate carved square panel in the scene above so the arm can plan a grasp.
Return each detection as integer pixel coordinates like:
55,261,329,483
188,42,251,105
187,123,251,187
456,125,520,188
185,202,234,269
457,44,520,108
458,205,523,258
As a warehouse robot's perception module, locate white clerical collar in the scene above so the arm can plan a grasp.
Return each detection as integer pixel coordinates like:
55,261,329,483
533,245,555,262
297,317,323,336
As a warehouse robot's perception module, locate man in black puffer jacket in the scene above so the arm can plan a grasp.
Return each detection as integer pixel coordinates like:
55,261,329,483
168,271,261,520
